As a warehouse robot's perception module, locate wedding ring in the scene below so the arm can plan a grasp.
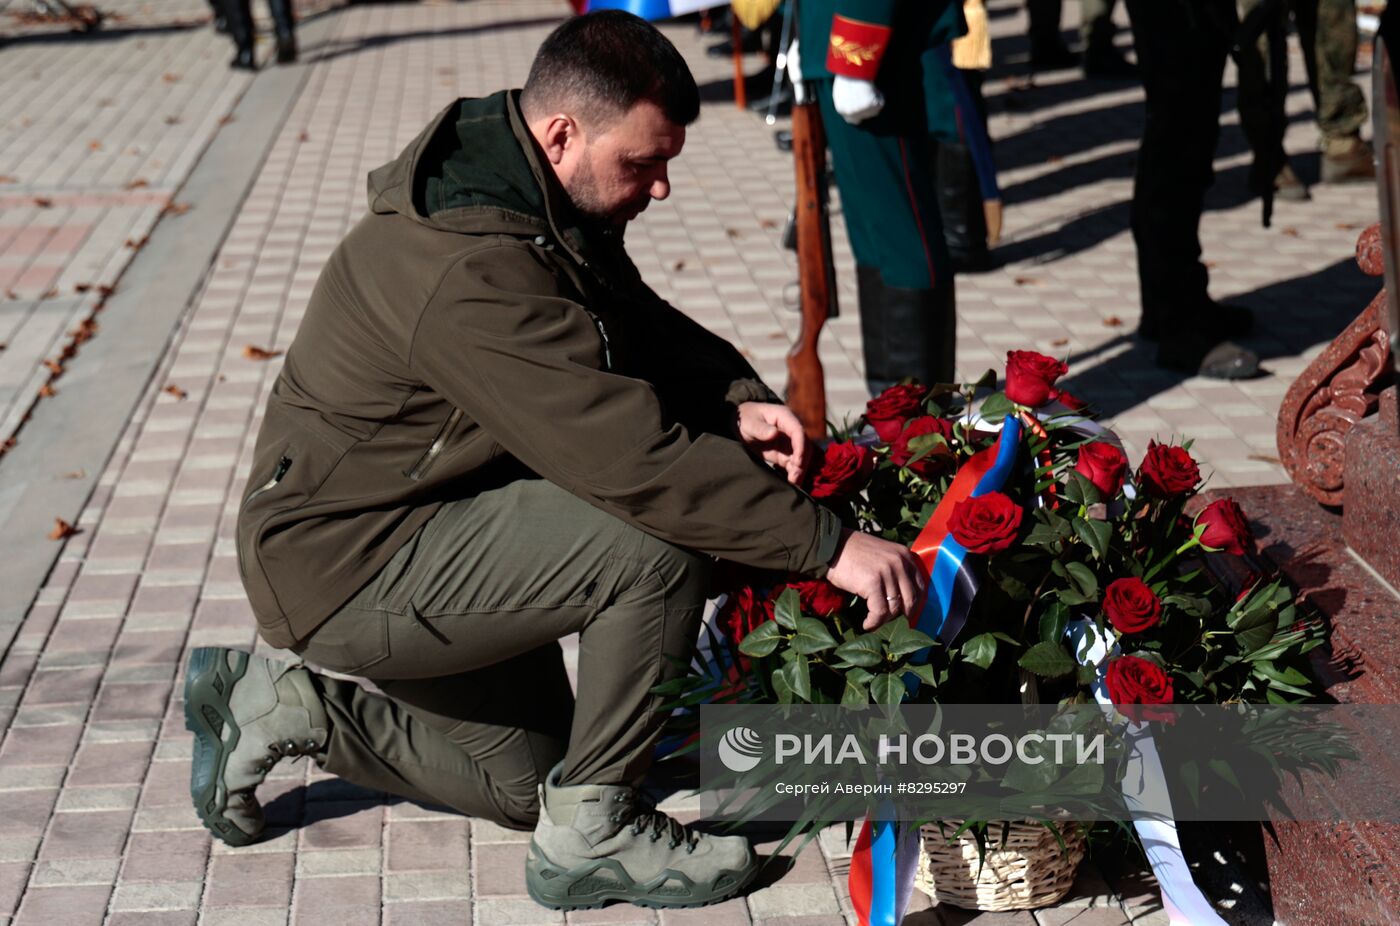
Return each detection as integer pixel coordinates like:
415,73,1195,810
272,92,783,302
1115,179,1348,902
885,595,898,602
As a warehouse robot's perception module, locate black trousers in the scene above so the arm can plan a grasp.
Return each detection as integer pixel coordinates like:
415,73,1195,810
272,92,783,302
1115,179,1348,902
1125,0,1233,324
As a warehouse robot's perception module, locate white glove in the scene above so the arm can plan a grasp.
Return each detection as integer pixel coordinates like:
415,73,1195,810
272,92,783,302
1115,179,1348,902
832,74,884,124
786,40,808,105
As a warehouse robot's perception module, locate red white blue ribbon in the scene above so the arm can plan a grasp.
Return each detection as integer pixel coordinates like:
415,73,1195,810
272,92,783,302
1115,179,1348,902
849,415,1021,926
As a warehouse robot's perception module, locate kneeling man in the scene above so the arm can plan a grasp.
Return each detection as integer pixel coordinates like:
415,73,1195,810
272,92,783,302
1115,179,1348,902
185,10,925,910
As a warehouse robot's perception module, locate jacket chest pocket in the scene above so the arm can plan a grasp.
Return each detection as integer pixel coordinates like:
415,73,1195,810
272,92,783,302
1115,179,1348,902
404,407,464,481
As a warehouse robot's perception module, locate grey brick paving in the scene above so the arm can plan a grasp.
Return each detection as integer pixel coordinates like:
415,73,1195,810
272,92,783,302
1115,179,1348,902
0,0,1358,922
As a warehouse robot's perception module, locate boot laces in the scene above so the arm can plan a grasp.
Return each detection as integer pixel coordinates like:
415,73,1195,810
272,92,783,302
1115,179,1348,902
616,792,699,853
257,737,321,772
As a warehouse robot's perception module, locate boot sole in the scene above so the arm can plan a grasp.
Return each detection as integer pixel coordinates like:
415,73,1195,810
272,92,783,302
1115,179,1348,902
525,841,757,910
184,647,258,847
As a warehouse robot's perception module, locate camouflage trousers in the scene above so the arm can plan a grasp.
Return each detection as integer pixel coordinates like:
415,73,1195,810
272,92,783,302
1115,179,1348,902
1236,0,1367,147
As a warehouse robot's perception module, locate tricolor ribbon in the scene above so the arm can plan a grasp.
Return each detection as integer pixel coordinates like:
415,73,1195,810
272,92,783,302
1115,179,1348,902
849,415,1021,926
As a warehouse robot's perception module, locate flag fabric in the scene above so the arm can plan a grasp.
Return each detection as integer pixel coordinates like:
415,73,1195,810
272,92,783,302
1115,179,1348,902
570,0,718,19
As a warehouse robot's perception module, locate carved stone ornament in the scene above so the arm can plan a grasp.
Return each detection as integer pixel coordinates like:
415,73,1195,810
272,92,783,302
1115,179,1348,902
1276,225,1395,506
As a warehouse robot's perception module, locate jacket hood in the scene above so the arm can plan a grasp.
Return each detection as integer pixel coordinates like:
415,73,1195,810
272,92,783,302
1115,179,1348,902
366,90,596,260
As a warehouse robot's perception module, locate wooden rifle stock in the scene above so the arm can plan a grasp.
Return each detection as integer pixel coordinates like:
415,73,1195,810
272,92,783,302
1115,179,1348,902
785,98,836,440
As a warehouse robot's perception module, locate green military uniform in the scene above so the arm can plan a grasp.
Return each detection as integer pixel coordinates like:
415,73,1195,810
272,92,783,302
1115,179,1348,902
796,0,962,392
1236,0,1369,176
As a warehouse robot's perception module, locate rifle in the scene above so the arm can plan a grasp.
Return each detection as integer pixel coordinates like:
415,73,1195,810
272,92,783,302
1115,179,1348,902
785,92,839,440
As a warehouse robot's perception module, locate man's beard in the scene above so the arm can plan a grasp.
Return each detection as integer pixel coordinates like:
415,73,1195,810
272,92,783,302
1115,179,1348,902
568,149,643,229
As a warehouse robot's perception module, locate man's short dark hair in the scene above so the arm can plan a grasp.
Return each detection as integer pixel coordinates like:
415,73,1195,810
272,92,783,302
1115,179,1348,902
520,11,700,129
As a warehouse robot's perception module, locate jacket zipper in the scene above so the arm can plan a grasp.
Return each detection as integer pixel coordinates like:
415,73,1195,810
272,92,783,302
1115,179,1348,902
245,455,292,507
584,310,613,370
405,407,464,480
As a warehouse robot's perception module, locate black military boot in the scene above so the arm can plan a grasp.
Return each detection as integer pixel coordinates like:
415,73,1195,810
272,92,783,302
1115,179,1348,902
934,139,991,273
858,266,957,394
269,0,297,64
224,0,255,70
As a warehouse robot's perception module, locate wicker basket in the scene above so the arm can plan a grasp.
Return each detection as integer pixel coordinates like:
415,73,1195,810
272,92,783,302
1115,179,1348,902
914,820,1085,912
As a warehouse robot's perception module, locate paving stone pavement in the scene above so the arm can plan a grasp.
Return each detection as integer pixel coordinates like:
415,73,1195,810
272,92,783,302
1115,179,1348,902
0,0,1379,922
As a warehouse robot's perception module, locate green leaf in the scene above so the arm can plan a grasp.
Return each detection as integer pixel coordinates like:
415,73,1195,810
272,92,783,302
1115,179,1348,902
1039,602,1068,644
1018,641,1077,678
961,632,998,670
1064,562,1099,599
979,391,1014,420
870,672,906,705
906,663,938,687
771,665,794,704
1072,517,1112,562
793,617,838,654
779,653,812,701
833,636,884,668
885,622,936,658
773,588,800,630
841,676,869,706
738,621,784,658
1163,594,1210,619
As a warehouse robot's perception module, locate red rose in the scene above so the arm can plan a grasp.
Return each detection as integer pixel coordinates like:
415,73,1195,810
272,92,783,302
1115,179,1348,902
1137,441,1201,498
1005,351,1069,408
1051,388,1088,412
1102,577,1162,634
1104,655,1174,722
888,416,954,477
864,384,929,443
1195,497,1252,556
1073,441,1128,499
779,579,847,617
808,441,875,499
716,586,774,643
948,491,1023,554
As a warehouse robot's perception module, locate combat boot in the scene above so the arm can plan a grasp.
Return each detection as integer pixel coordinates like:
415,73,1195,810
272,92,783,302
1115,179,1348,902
1321,134,1375,184
184,647,328,846
525,764,758,909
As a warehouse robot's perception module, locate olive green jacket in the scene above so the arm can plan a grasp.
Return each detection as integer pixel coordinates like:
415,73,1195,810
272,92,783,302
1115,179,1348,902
237,90,842,649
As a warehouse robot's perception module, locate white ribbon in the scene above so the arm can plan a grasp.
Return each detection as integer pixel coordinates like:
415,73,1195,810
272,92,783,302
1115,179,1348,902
1066,620,1227,926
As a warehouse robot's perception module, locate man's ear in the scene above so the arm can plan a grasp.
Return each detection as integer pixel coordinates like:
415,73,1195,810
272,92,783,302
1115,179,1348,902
536,114,583,166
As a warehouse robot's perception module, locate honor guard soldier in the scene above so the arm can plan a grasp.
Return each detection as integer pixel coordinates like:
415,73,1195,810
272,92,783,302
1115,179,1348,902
796,0,963,394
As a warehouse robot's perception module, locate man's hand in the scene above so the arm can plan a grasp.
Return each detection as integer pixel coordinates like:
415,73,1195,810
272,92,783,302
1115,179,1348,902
733,402,810,485
826,529,928,631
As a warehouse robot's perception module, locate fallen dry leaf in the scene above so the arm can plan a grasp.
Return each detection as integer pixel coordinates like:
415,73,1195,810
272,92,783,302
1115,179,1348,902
88,140,102,151
298,131,310,142
69,320,98,342
242,345,283,361
162,72,180,83
759,218,778,229
1336,222,1361,231
163,384,188,400
43,359,64,375
1013,276,1039,286
1204,260,1218,269
124,179,149,190
1050,337,1070,347
38,384,56,398
48,518,78,541
725,228,744,240
218,115,235,126
1102,316,1125,328
73,283,91,293
0,342,6,351
672,260,686,272
96,284,114,298
33,196,53,208
63,469,85,479
125,236,149,250
1280,227,1301,238
163,201,192,217
164,115,182,125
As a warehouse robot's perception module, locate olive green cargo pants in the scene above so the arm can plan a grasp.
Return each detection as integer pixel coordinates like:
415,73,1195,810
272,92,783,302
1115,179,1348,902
292,478,710,829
